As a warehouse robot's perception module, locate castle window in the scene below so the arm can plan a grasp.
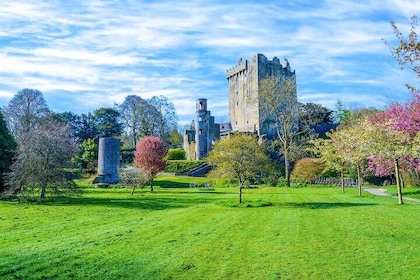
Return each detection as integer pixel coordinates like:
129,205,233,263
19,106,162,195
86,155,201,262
199,129,202,135
236,102,239,106
199,102,203,110
199,116,203,121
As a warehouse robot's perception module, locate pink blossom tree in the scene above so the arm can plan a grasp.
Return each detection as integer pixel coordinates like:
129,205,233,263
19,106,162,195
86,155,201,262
367,94,420,204
133,136,167,193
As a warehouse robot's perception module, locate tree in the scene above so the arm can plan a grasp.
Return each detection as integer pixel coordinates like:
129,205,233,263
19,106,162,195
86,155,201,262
72,139,98,173
300,102,333,126
133,136,167,193
118,95,150,147
93,107,124,139
148,95,178,140
367,96,420,204
0,111,17,192
309,137,348,192
386,15,420,91
291,158,325,184
207,133,271,204
167,128,183,147
6,121,77,199
2,88,50,143
258,75,306,187
328,122,371,196
333,99,351,124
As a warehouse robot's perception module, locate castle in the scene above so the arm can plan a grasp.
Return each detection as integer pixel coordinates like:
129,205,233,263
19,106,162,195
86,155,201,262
184,53,296,160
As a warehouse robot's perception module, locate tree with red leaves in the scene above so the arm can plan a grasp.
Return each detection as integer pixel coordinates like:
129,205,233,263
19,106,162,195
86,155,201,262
133,136,167,193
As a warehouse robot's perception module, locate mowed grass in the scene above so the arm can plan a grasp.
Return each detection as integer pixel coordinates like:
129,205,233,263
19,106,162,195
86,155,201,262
0,176,419,280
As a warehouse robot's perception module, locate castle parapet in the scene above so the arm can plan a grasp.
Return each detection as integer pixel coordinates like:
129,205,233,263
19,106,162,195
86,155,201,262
226,58,248,78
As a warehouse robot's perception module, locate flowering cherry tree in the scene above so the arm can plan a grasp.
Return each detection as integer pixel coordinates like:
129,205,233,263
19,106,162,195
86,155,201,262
367,94,420,204
134,136,167,193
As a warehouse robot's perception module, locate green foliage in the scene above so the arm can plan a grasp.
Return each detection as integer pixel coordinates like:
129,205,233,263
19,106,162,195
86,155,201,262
291,158,326,184
72,139,98,173
0,111,17,192
165,148,186,160
0,181,419,279
164,160,205,173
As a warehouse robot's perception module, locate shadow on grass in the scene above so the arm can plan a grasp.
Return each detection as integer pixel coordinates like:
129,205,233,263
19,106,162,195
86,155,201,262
155,180,191,188
48,195,216,210
277,202,377,209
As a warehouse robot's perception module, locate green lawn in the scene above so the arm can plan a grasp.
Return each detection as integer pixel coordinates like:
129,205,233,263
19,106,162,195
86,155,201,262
1,176,419,280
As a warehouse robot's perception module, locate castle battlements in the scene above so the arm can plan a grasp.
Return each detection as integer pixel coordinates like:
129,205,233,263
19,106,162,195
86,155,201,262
226,58,248,78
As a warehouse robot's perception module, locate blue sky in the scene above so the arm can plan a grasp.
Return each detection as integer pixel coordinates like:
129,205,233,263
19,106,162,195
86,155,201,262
0,0,419,126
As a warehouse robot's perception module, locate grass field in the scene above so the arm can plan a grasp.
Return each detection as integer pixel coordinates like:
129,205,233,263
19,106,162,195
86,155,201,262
1,176,419,280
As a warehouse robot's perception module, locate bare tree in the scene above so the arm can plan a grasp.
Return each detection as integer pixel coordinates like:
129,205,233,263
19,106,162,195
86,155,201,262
6,120,77,199
149,95,178,140
2,88,50,144
385,15,420,92
118,95,178,147
259,75,307,187
118,95,152,147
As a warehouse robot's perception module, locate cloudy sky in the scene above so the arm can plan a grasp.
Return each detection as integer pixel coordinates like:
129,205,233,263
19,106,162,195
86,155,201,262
1,0,419,126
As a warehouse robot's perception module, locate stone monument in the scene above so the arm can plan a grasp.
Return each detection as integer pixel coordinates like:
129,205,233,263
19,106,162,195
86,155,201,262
94,137,120,184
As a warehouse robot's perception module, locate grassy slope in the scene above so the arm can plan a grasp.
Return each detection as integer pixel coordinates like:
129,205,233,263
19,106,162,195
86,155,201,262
0,177,419,280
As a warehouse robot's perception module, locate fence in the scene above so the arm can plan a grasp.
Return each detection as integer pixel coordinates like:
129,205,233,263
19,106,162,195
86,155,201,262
314,177,358,186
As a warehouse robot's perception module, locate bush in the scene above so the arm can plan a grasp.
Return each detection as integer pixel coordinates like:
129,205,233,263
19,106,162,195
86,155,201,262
118,169,148,188
164,160,205,173
291,158,325,184
166,148,186,160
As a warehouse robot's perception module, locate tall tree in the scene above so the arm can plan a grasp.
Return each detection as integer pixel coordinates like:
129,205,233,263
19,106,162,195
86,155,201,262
118,95,149,147
93,107,124,139
207,134,271,204
149,95,178,140
0,111,17,192
258,75,305,187
133,136,167,193
6,120,77,199
2,88,50,143
386,15,420,91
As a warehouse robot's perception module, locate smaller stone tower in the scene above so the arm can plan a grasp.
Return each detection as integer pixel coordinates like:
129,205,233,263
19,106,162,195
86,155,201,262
196,99,210,160
94,137,120,184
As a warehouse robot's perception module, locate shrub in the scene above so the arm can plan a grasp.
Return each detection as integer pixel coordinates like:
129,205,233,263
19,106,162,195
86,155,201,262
165,160,205,173
166,148,186,160
291,158,325,184
118,169,148,189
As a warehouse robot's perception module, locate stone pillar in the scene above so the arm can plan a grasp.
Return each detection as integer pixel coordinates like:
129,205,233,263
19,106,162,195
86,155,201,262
94,137,120,184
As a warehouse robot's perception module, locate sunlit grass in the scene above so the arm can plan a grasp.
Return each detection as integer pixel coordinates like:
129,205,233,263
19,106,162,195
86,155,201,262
0,176,419,279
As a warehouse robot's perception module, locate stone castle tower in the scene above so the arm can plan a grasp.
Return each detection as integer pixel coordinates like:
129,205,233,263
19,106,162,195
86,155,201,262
184,53,296,160
184,99,220,160
226,53,296,137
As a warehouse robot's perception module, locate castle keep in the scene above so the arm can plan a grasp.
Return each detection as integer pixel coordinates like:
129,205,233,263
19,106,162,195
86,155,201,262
184,53,296,160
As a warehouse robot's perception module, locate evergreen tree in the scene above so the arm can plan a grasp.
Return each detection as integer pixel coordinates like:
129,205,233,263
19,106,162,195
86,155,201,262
0,111,17,192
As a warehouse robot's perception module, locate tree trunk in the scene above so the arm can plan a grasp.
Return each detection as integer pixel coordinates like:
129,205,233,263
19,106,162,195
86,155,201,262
284,149,291,187
150,179,154,193
340,170,345,193
357,165,362,196
394,159,404,205
238,185,242,204
131,186,136,195
40,186,46,199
